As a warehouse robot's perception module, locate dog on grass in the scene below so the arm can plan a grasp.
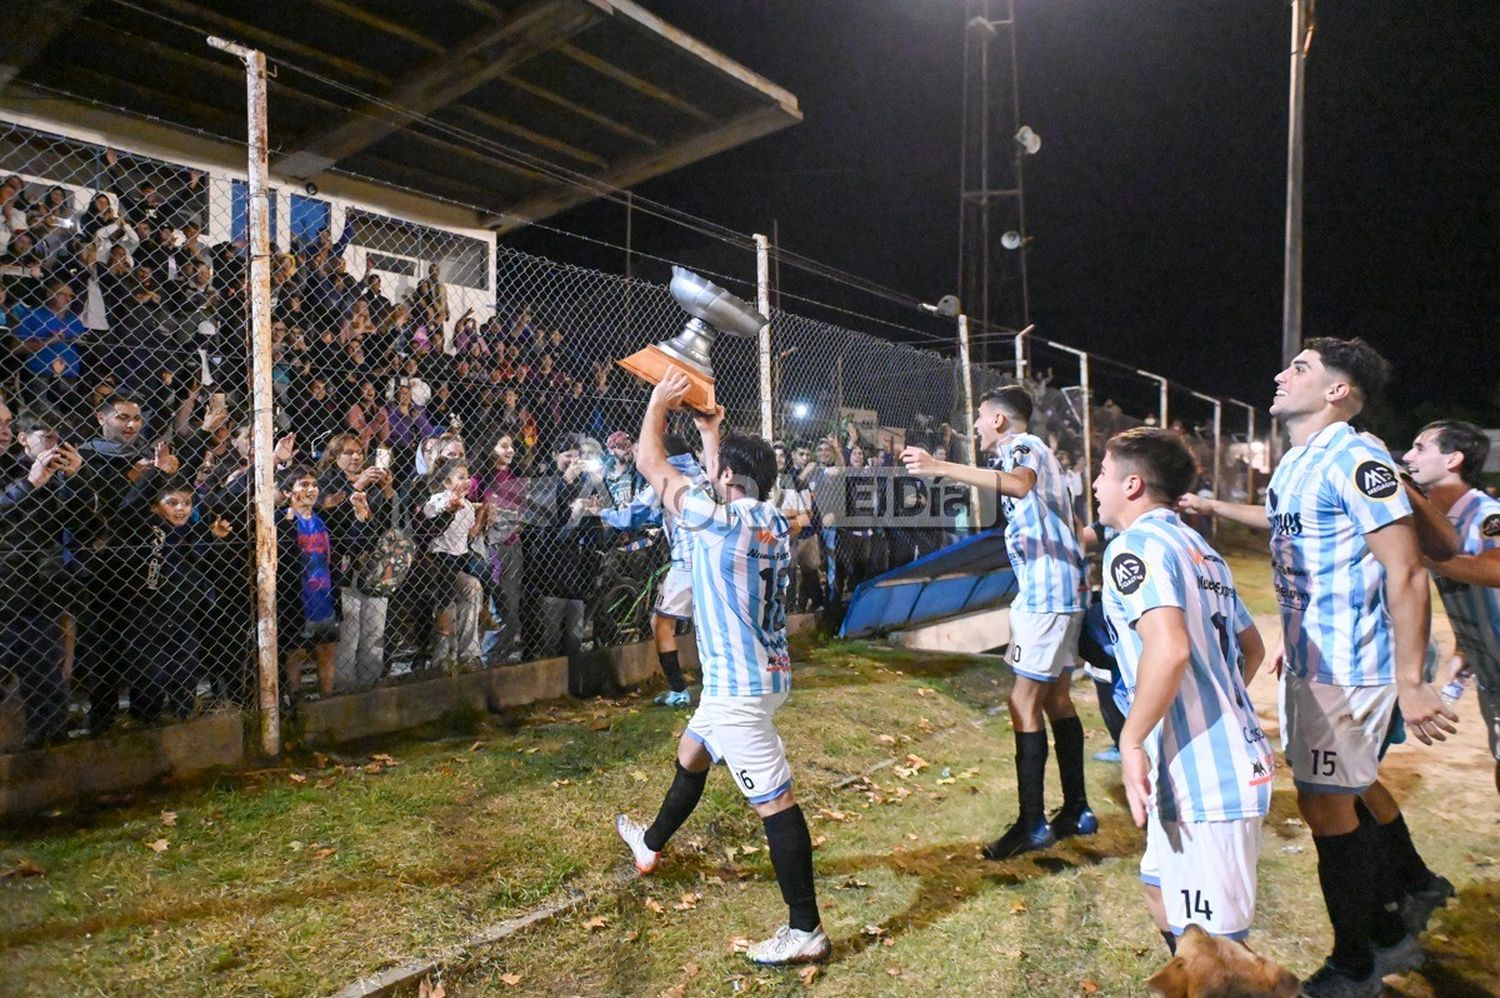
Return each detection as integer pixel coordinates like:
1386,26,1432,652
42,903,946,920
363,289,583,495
1146,925,1301,997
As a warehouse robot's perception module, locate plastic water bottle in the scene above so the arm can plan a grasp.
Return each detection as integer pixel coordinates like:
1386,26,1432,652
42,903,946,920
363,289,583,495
1440,680,1466,706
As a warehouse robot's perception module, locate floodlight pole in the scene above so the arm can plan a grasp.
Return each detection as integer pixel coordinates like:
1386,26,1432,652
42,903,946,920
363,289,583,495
208,35,279,758
754,233,773,440
1282,0,1313,366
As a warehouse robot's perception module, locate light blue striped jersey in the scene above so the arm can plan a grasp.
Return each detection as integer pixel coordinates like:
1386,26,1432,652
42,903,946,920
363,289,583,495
1266,422,1413,686
1437,488,1500,686
1102,507,1274,823
995,433,1087,613
598,454,707,569
679,485,792,697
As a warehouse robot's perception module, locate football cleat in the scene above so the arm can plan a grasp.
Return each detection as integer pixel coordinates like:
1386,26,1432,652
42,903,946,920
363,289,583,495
1400,873,1455,935
981,818,1057,860
1298,959,1385,998
654,688,693,708
1049,803,1099,839
1373,933,1423,977
614,813,659,874
745,925,831,965
1092,746,1122,763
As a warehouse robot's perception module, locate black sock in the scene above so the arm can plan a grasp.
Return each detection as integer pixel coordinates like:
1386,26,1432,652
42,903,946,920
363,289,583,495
1313,829,1375,977
1050,714,1089,809
658,649,687,693
1376,813,1434,893
764,805,821,932
1160,930,1178,956
1015,729,1049,826
644,762,706,852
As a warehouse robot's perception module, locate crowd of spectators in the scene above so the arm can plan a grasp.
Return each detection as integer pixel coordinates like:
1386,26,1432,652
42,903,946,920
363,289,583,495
0,151,972,752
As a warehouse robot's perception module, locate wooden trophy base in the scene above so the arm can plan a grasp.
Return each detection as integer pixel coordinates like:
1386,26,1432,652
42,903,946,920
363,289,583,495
616,344,718,414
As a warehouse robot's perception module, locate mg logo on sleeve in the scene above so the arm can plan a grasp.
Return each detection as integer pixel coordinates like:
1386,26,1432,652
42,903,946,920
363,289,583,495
1109,552,1147,595
1354,460,1399,501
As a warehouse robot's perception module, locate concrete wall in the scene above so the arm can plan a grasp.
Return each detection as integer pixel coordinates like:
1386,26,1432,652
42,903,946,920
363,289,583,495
0,614,815,818
0,713,244,818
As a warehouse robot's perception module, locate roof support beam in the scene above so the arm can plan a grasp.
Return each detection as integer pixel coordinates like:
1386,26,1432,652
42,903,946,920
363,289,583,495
556,41,715,124
450,104,608,169
486,104,789,232
152,0,393,88
275,0,599,180
495,71,658,148
0,0,90,88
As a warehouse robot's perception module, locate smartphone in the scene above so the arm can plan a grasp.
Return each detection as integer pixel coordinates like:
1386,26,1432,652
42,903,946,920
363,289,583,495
374,446,392,471
209,390,228,414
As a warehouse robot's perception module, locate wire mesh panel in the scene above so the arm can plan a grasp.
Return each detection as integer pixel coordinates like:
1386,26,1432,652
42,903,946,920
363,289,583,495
770,309,975,611
0,120,254,751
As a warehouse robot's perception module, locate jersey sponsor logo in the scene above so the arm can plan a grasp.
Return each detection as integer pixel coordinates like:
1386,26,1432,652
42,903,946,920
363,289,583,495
1269,511,1302,536
1110,552,1147,595
1011,443,1031,457
1483,513,1500,538
1197,575,1237,599
1354,460,1400,501
1273,581,1309,610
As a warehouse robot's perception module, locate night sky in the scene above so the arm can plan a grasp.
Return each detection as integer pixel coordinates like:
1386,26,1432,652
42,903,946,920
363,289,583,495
509,1,1498,437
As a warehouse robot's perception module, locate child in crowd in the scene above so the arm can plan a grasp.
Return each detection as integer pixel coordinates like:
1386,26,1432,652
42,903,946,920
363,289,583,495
277,466,370,700
123,482,233,719
422,457,485,670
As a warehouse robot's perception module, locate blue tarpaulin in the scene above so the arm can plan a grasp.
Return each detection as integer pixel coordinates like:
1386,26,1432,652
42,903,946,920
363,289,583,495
838,530,1018,639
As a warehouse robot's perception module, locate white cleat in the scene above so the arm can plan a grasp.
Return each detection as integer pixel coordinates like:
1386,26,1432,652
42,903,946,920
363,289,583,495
745,925,831,966
614,813,659,874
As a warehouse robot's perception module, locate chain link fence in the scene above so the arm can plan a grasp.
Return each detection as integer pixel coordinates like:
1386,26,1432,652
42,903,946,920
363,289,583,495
0,120,254,752
0,109,1274,777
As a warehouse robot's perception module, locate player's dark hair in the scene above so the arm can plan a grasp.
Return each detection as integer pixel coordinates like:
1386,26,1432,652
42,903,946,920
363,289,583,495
1305,336,1392,406
717,434,777,501
979,385,1034,424
1420,419,1490,487
1106,427,1197,504
663,433,692,458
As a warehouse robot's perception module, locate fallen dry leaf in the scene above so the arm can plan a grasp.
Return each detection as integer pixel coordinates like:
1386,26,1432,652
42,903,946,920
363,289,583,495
660,986,686,998
876,734,897,745
468,741,485,752
313,848,336,861
362,763,383,774
622,930,639,943
590,718,611,731
1010,900,1028,914
288,840,304,852
499,972,523,987
644,898,665,914
799,965,820,985
886,966,903,976
673,892,701,911
681,962,701,978
863,924,886,937
2,858,46,879
160,810,178,827
1080,981,1100,994
584,916,609,931
915,687,934,697
417,974,446,998
313,752,330,768
811,834,828,848
729,936,752,953
740,844,761,855
371,753,398,766
905,833,919,841
314,777,337,790
288,772,307,784
630,770,649,782
551,778,572,788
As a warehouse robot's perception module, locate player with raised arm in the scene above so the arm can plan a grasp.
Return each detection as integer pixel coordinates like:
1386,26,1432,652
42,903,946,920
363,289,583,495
1403,420,1500,796
1095,428,1273,953
613,370,827,966
901,386,1095,859
1183,338,1456,996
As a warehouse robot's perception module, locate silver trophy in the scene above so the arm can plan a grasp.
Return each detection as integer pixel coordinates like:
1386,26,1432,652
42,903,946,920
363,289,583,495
616,266,768,414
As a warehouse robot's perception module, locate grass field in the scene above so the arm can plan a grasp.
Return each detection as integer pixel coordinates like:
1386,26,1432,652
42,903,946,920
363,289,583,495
2,554,1498,996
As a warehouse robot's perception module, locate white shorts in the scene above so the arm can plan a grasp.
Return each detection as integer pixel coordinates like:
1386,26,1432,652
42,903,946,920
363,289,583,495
1281,673,1396,794
1007,608,1084,682
1140,815,1263,939
685,692,793,805
654,566,693,620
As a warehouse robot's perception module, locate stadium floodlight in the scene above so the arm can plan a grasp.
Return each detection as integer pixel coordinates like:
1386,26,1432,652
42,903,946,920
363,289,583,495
1014,126,1041,155
919,294,961,318
1001,231,1029,251
791,401,811,420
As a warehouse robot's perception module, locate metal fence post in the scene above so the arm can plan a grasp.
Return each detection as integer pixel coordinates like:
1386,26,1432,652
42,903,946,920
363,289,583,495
1013,324,1028,381
1079,351,1094,522
957,313,981,521
753,233,773,440
1189,389,1224,539
209,36,279,757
